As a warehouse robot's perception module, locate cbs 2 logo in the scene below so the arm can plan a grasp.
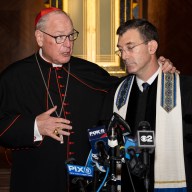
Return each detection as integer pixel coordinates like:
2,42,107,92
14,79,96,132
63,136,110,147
140,135,153,142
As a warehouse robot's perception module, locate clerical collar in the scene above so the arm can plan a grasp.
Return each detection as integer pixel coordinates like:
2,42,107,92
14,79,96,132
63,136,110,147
136,67,160,92
39,48,62,67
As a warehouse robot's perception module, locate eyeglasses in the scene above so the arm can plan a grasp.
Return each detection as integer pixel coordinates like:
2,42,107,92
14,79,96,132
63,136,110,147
40,29,79,44
115,41,148,57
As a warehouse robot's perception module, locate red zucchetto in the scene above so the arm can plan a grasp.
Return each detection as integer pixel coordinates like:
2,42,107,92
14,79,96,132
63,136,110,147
35,7,61,27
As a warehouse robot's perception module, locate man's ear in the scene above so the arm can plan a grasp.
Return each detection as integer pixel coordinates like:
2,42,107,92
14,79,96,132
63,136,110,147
35,30,43,47
148,40,158,54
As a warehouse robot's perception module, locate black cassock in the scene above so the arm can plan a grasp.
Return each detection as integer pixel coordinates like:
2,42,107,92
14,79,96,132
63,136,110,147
0,52,121,192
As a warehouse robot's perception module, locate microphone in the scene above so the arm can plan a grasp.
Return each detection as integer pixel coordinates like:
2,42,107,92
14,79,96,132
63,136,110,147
124,137,139,160
124,137,147,178
107,112,131,150
108,112,131,136
106,113,132,191
137,121,155,190
87,125,109,168
124,121,155,179
137,121,155,152
87,126,111,192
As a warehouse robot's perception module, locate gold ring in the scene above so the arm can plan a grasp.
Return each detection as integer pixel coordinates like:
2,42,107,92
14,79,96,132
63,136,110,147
53,129,59,135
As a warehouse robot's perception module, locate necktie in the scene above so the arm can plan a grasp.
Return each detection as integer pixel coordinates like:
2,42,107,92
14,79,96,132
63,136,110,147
142,82,150,91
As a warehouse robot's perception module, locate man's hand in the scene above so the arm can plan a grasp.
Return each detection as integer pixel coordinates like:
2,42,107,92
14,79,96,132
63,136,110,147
36,106,72,142
158,56,180,74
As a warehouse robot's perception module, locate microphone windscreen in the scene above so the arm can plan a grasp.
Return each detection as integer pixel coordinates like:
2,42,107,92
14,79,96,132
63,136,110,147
138,121,150,130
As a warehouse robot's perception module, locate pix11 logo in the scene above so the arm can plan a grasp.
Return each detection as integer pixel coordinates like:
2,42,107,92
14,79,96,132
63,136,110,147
66,164,93,177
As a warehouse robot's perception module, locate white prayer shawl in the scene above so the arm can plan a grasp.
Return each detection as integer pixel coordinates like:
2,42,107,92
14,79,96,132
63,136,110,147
113,69,187,192
113,75,135,119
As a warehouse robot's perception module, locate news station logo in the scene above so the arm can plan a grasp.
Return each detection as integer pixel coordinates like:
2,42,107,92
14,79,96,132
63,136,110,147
137,130,155,148
87,126,108,154
67,164,93,177
88,126,106,138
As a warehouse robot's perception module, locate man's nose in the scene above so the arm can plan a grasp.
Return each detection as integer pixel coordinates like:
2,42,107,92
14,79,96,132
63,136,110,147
121,50,130,60
62,37,71,47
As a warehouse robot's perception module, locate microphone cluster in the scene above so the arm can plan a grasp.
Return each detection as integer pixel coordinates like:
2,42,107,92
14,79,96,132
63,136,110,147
66,113,155,192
